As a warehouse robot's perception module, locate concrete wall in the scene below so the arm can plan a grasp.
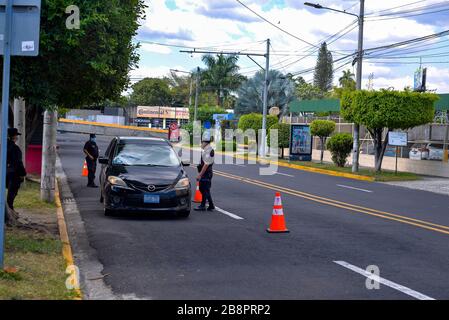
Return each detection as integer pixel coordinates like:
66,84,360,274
310,150,449,178
57,119,167,139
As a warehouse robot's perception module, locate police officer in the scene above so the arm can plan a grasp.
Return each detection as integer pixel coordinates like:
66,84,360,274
6,128,27,211
83,134,99,188
194,131,215,211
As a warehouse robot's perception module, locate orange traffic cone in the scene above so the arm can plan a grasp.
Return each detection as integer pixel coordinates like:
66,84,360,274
267,192,289,233
82,160,89,177
193,182,203,203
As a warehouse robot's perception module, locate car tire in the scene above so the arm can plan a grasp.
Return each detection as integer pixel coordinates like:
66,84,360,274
177,210,190,218
104,208,114,217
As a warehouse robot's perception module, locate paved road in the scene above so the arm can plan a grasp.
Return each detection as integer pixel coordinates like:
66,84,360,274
57,132,449,300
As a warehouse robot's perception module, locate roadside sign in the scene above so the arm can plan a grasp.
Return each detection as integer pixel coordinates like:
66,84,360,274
168,122,180,142
204,121,212,129
0,0,41,56
389,132,408,147
289,124,313,161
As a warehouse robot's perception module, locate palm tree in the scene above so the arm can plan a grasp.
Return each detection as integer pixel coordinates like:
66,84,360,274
339,69,355,88
201,54,246,107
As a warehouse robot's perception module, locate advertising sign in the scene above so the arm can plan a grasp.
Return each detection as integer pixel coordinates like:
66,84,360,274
388,132,408,147
168,122,180,142
137,106,189,120
289,124,312,161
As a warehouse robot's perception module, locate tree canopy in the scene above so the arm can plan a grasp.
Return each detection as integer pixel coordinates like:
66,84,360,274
9,0,146,109
130,78,172,106
313,42,334,93
201,54,246,107
235,70,295,115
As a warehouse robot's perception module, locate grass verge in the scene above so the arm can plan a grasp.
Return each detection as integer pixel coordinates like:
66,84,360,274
279,159,420,182
14,180,55,210
0,229,77,300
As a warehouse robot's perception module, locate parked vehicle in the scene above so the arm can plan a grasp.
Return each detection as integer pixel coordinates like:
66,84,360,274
99,137,191,217
409,143,429,160
427,143,445,160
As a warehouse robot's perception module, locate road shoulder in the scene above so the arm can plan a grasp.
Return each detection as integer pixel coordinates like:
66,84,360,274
383,177,449,197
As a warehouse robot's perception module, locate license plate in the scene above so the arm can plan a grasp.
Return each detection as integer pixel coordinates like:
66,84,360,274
144,194,160,204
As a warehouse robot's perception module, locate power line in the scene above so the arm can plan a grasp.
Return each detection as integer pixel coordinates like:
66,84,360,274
366,7,449,21
365,0,428,15
235,0,319,48
366,0,449,17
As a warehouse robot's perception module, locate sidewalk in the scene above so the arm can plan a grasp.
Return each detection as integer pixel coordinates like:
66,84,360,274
384,177,449,197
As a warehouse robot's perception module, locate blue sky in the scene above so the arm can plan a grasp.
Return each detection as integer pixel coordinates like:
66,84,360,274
131,0,449,92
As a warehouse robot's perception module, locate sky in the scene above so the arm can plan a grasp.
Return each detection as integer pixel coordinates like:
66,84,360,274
130,0,449,93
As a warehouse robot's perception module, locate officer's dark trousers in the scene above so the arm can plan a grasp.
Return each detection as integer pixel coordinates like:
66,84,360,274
86,158,97,186
6,174,22,210
199,179,214,208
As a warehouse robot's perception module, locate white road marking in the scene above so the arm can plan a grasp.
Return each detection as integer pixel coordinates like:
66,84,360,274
275,172,295,178
334,261,435,300
215,207,244,220
337,184,373,193
234,164,246,167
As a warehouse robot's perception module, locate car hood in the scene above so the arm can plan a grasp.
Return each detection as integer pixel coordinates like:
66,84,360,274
110,165,183,185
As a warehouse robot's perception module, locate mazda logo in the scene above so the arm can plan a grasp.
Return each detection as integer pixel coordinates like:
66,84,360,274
147,185,156,192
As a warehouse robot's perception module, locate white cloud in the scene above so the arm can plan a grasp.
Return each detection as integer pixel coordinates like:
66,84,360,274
140,43,172,55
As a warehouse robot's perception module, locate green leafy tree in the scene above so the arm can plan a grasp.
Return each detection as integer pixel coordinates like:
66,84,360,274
313,42,334,93
341,89,439,172
166,71,193,108
189,106,226,124
268,123,290,158
327,133,354,167
8,0,146,142
130,78,172,106
238,113,278,153
295,77,326,100
235,70,295,115
310,120,336,163
201,54,246,107
333,69,356,99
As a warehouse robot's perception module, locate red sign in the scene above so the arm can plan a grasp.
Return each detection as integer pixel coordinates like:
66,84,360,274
169,123,180,142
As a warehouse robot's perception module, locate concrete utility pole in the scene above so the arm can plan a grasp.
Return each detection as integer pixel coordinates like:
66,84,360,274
260,39,270,158
13,98,26,165
194,67,200,122
41,110,58,202
353,0,365,173
305,1,365,172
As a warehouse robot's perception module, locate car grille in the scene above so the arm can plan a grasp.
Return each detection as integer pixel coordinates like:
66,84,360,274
126,181,172,193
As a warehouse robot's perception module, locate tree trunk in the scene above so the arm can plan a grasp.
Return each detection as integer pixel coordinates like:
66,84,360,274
372,128,390,173
41,110,58,202
13,98,26,166
320,137,325,163
281,147,284,159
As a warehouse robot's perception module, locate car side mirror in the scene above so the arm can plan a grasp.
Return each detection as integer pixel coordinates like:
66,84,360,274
99,157,109,165
181,160,191,167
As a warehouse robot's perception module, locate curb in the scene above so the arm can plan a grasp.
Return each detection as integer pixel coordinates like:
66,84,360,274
59,118,168,134
183,146,375,182
55,182,83,300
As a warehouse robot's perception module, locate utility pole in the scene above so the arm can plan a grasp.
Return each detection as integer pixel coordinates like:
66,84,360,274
41,110,57,202
353,0,365,173
260,39,270,158
194,67,200,122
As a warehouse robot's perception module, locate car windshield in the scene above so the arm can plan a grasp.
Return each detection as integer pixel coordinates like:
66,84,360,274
112,142,180,167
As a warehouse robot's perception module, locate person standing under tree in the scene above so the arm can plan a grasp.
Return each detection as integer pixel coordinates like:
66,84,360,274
83,134,99,188
6,128,27,211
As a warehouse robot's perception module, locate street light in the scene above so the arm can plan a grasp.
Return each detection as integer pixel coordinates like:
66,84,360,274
170,68,200,122
170,69,194,109
304,1,365,173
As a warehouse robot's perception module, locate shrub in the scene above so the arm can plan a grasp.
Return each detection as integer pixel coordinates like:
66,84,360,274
268,123,290,158
238,113,278,153
189,106,226,124
217,140,237,152
326,133,354,167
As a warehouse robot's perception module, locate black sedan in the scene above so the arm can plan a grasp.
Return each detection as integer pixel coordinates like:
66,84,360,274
99,137,191,217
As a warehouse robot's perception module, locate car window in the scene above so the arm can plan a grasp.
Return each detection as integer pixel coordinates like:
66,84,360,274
104,138,116,157
429,144,444,149
112,142,180,167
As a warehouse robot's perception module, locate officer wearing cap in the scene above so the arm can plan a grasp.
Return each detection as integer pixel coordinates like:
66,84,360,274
83,134,99,188
194,131,215,211
6,128,27,210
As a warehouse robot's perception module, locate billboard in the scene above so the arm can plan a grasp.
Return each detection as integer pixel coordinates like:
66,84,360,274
137,106,189,120
289,124,313,161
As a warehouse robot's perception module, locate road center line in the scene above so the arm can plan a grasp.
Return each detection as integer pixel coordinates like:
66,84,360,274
215,207,244,220
334,261,435,300
337,184,373,193
276,172,294,178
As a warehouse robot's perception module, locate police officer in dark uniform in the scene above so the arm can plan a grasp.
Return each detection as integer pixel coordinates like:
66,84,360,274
194,132,215,211
83,134,99,188
6,128,27,211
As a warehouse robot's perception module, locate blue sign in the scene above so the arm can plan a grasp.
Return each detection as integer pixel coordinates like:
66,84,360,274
289,124,313,161
204,121,212,129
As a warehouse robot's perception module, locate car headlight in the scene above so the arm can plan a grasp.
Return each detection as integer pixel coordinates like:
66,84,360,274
175,177,190,190
108,176,128,187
